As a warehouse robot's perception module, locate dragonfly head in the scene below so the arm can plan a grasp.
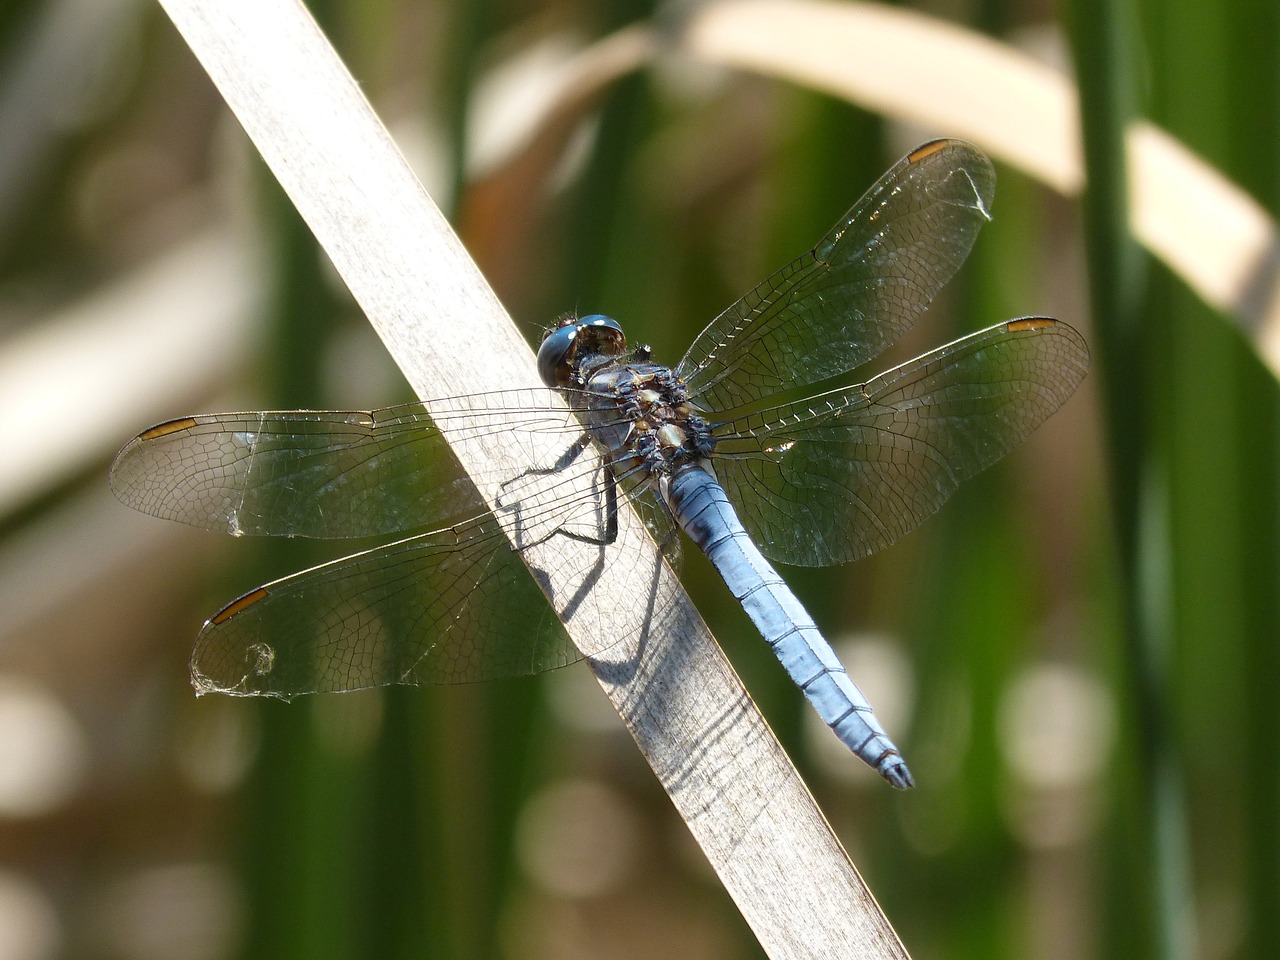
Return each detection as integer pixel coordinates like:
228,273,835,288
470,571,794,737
538,314,627,388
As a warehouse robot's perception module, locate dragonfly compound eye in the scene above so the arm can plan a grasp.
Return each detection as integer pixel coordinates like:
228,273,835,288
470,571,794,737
537,314,626,387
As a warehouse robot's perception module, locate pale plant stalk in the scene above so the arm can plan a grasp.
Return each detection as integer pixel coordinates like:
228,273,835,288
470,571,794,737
154,0,911,957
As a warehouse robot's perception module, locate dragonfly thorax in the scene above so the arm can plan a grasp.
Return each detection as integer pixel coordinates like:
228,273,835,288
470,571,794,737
582,361,715,482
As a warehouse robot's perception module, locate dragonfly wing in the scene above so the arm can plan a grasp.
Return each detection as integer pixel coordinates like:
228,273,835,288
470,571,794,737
675,139,996,413
190,513,583,697
709,319,1089,566
109,388,590,538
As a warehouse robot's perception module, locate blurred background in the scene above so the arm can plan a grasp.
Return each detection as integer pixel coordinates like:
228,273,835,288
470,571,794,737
0,0,1276,958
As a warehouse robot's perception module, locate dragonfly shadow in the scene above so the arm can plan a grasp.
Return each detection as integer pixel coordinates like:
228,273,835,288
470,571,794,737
575,535,668,685
584,561,777,850
497,432,676,683
511,511,668,688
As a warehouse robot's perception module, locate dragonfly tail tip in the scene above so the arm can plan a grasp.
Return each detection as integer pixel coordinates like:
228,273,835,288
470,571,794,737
882,760,915,790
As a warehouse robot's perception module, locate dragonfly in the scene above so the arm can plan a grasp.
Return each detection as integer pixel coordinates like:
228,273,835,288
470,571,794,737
111,139,1089,789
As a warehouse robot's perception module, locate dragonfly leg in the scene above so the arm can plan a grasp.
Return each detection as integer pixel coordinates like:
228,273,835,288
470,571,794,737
495,437,622,552
542,466,619,548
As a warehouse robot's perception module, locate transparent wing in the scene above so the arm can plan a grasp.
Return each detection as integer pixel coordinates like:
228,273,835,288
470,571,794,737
109,389,603,538
709,319,1090,567
189,513,582,697
675,139,996,414
113,388,676,697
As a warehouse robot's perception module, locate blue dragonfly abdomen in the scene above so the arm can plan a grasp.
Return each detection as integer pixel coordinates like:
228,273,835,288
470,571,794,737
666,464,912,788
